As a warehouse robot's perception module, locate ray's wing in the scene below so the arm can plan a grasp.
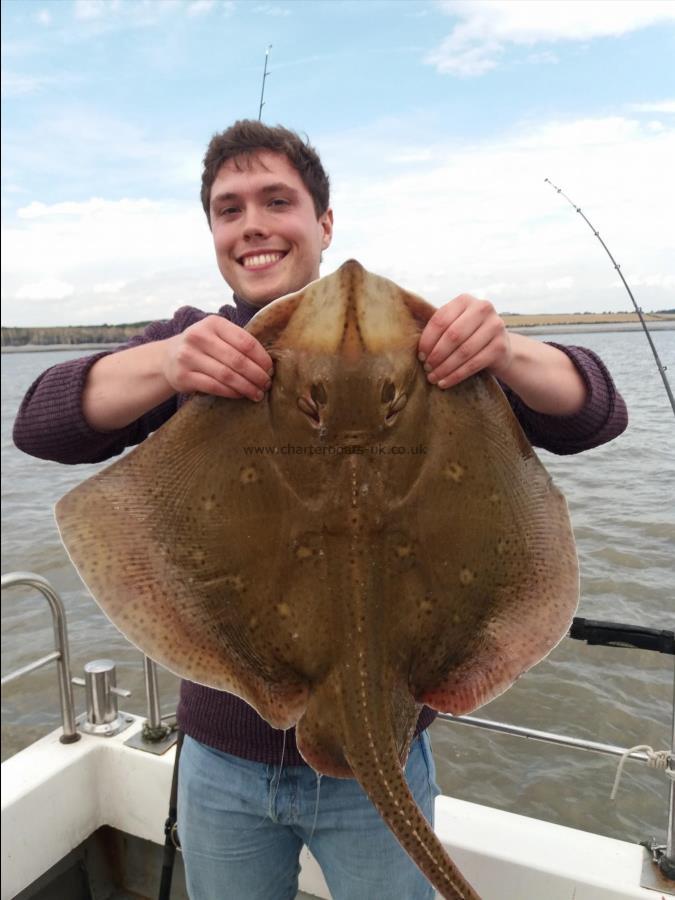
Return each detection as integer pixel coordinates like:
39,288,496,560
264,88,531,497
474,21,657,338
56,393,312,728
392,371,579,716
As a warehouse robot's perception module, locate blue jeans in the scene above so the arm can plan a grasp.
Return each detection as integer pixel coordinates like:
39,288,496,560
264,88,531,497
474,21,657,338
177,731,441,900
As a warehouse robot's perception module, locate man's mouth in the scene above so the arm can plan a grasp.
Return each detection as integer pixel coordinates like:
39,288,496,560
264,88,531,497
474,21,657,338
238,251,288,270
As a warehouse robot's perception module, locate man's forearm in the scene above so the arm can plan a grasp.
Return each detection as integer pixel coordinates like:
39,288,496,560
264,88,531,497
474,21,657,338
492,334,586,416
82,339,176,432
83,328,586,434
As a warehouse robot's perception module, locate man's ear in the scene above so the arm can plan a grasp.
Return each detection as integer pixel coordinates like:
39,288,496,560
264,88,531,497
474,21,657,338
320,208,334,250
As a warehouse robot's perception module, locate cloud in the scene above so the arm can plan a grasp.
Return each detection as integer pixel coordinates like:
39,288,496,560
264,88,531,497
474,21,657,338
17,197,160,220
612,273,675,289
2,114,673,325
628,100,675,114
1,72,78,97
524,50,559,66
545,276,575,292
253,3,291,16
321,113,674,315
2,184,27,196
427,0,675,76
93,280,127,294
74,0,116,21
2,197,221,325
16,279,74,301
187,0,235,14
3,107,202,195
70,0,185,33
186,0,215,16
468,281,518,298
385,148,437,165
35,9,52,26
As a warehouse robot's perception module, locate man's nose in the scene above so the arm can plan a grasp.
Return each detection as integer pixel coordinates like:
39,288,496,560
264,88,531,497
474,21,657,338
242,207,269,239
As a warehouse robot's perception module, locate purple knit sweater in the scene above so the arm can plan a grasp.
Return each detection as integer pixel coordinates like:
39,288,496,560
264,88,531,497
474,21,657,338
13,296,628,766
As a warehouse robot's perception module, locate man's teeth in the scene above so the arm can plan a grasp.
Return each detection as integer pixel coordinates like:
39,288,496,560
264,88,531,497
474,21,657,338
242,252,285,269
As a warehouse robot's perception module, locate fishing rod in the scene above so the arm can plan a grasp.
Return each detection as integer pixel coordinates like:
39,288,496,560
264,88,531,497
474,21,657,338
544,177,675,418
258,44,272,120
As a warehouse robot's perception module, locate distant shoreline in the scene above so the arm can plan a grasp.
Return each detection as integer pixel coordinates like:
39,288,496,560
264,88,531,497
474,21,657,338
501,312,674,326
2,313,673,352
2,343,115,353
508,321,675,336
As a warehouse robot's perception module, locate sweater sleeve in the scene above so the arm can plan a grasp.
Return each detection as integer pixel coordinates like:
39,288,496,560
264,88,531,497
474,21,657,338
12,307,213,465
500,342,628,455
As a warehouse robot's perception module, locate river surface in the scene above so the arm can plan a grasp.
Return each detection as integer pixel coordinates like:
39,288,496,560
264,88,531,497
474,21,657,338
1,328,674,848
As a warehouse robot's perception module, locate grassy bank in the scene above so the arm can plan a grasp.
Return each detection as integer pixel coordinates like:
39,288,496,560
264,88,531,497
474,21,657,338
501,312,674,327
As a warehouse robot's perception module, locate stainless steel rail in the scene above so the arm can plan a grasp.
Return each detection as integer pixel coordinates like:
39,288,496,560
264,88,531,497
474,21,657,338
438,649,675,877
144,655,163,730
1,572,80,743
436,712,665,764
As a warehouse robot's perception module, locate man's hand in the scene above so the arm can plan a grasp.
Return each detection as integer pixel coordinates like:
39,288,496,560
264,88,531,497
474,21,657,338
417,294,512,389
417,293,587,415
163,316,274,402
83,316,275,433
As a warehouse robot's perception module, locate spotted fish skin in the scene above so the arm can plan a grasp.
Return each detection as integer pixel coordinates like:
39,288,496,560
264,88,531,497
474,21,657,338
56,260,579,900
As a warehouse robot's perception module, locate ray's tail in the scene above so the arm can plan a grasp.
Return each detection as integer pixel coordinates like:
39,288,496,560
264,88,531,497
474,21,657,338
343,719,481,900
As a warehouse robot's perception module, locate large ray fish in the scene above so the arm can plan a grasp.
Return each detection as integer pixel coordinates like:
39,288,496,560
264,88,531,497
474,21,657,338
56,260,579,899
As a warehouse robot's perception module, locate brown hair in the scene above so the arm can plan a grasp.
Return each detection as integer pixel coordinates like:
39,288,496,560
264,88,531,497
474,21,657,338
200,120,330,226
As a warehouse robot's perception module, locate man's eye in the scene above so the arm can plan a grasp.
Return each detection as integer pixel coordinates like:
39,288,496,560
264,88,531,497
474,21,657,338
220,207,239,216
269,198,289,208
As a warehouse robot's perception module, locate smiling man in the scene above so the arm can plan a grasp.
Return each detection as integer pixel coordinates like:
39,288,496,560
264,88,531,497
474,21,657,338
14,119,627,900
208,153,333,306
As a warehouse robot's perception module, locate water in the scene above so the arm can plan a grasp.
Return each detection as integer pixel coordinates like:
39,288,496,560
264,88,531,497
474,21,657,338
2,330,674,848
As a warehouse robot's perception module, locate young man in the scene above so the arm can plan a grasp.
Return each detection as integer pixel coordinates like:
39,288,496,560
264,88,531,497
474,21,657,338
14,120,628,900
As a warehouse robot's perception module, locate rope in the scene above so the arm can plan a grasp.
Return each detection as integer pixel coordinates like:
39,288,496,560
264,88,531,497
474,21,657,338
610,745,674,800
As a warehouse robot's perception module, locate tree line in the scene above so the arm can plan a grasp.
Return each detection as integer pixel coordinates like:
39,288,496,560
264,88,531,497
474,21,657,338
1,324,151,347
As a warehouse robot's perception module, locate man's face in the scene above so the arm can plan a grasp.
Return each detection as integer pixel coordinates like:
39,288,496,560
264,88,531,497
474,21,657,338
209,151,333,307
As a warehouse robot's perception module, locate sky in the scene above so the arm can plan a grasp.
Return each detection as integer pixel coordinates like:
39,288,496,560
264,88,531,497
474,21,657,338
2,0,675,326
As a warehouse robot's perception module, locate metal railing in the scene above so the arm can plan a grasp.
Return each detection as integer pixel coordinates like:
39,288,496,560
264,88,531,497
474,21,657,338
144,654,163,730
438,712,668,765
1,572,172,744
438,617,675,879
438,704,675,866
1,572,80,743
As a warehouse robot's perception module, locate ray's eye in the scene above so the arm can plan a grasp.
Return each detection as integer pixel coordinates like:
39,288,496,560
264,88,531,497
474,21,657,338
385,391,408,424
390,393,408,414
311,382,327,405
381,380,396,404
297,396,320,423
